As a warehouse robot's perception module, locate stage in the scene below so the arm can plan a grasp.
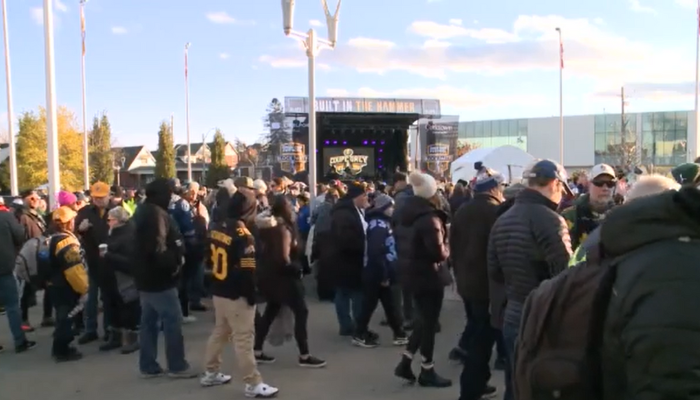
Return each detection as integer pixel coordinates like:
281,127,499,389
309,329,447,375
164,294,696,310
271,96,459,183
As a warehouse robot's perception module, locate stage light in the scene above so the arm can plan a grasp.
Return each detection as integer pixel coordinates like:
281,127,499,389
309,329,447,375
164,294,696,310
378,157,382,162
342,141,347,145
363,140,368,145
333,140,338,144
378,165,383,169
325,140,330,145
380,141,385,145
371,140,376,145
379,149,383,153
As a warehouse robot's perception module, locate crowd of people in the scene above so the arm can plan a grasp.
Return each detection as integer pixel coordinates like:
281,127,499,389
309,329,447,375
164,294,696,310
0,157,699,400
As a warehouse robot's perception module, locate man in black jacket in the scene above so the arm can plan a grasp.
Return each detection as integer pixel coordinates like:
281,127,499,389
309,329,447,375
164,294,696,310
329,182,369,336
487,159,572,400
451,170,504,400
133,178,196,379
599,186,700,400
0,204,35,353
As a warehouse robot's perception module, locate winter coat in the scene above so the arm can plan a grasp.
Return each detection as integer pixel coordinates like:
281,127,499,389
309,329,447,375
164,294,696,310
327,198,366,290
364,209,397,285
255,212,302,303
450,193,502,301
0,210,25,277
487,189,572,328
599,187,700,400
75,204,112,282
16,207,45,241
395,196,451,293
104,222,138,303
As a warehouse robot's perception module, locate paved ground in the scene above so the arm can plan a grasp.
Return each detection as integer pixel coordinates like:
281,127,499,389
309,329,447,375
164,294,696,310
0,287,505,400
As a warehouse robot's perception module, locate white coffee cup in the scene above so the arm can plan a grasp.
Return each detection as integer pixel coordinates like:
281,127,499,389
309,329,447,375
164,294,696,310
98,244,108,256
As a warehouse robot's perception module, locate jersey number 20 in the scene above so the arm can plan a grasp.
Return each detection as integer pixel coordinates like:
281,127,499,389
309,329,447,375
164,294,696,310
210,244,228,280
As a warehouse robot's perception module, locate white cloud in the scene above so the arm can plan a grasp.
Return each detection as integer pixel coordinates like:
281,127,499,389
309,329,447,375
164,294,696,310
309,19,323,27
449,19,462,25
30,7,43,25
205,11,254,25
675,0,695,8
54,0,68,12
628,0,657,14
219,53,230,59
328,86,547,110
260,14,694,97
593,17,604,25
111,26,127,35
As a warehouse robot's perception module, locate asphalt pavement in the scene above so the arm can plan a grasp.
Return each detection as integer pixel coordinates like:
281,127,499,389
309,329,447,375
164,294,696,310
0,287,505,400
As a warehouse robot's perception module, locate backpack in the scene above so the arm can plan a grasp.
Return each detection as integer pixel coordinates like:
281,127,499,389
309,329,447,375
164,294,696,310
513,242,621,400
15,234,53,287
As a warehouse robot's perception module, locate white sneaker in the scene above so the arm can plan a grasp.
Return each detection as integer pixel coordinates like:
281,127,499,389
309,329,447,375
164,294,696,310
182,315,197,324
200,371,232,387
245,382,279,398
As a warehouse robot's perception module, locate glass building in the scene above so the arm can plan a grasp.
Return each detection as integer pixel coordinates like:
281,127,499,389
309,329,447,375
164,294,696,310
458,119,528,151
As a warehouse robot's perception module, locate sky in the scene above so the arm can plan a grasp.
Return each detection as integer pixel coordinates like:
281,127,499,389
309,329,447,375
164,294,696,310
1,0,699,148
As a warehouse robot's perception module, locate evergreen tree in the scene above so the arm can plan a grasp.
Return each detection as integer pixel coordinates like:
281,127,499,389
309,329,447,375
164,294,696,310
88,113,114,184
206,129,230,187
260,98,290,158
154,120,176,179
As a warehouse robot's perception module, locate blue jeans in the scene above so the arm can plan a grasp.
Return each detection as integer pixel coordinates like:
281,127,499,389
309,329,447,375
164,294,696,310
84,275,110,334
334,287,362,333
502,321,519,400
139,288,189,374
0,275,26,347
458,301,494,400
186,262,206,305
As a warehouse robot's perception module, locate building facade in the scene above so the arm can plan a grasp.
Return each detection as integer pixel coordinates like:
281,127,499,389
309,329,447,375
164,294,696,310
457,110,699,169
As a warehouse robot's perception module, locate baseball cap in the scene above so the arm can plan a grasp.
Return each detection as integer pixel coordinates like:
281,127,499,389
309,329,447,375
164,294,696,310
523,159,573,196
90,181,110,197
671,163,700,185
590,164,616,180
234,177,254,189
53,206,77,223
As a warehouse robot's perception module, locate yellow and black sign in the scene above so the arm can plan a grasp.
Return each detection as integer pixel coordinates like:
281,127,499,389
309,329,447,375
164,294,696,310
284,97,441,116
329,148,369,176
426,144,452,175
278,142,307,174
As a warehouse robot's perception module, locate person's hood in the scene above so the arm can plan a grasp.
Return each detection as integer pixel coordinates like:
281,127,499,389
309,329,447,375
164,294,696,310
110,220,134,237
394,185,414,199
254,210,283,229
145,178,172,210
331,197,358,214
398,195,446,226
227,190,257,227
600,187,700,257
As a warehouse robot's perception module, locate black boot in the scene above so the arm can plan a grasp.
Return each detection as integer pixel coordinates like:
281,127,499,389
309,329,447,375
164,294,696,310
99,329,122,351
393,355,417,383
418,365,452,388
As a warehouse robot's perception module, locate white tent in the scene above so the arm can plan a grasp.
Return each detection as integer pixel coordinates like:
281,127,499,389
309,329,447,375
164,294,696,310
450,145,536,184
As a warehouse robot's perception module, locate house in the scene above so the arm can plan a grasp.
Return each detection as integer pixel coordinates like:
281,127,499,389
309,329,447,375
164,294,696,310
113,141,240,188
0,143,9,164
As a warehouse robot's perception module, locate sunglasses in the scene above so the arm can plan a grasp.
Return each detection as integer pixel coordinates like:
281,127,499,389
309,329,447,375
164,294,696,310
592,180,616,189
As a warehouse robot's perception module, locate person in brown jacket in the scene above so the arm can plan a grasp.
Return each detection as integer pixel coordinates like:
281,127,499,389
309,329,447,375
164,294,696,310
253,195,326,368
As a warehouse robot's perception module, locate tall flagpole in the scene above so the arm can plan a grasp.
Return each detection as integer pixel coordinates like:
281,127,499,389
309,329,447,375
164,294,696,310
184,42,192,182
80,0,89,189
43,0,60,207
1,0,17,195
556,27,564,166
694,0,699,162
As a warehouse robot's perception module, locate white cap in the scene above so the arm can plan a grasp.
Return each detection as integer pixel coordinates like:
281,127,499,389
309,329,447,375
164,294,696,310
590,164,616,180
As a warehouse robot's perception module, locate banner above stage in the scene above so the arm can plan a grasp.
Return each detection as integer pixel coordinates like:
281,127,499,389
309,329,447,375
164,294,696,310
284,96,441,116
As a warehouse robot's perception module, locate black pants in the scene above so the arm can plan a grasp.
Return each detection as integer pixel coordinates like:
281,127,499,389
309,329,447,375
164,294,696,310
356,283,403,336
401,288,414,322
406,289,444,364
49,287,77,357
103,289,140,331
254,281,310,355
178,253,199,317
458,300,494,400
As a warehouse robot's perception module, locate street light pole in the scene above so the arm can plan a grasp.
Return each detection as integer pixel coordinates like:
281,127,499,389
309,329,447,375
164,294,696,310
555,27,564,166
281,0,341,198
1,0,17,196
184,42,192,182
80,0,89,190
43,0,60,207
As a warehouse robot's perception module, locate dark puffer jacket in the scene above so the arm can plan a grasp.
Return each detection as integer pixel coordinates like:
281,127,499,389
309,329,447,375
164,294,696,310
327,198,366,290
487,189,572,327
599,187,700,400
396,196,451,293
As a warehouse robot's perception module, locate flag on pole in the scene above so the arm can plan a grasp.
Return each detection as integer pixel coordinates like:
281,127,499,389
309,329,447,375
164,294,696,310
559,40,564,69
80,5,86,56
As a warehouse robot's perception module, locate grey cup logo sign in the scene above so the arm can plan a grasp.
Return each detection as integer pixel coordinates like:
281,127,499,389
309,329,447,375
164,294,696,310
330,148,369,176
278,142,307,173
426,144,452,175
